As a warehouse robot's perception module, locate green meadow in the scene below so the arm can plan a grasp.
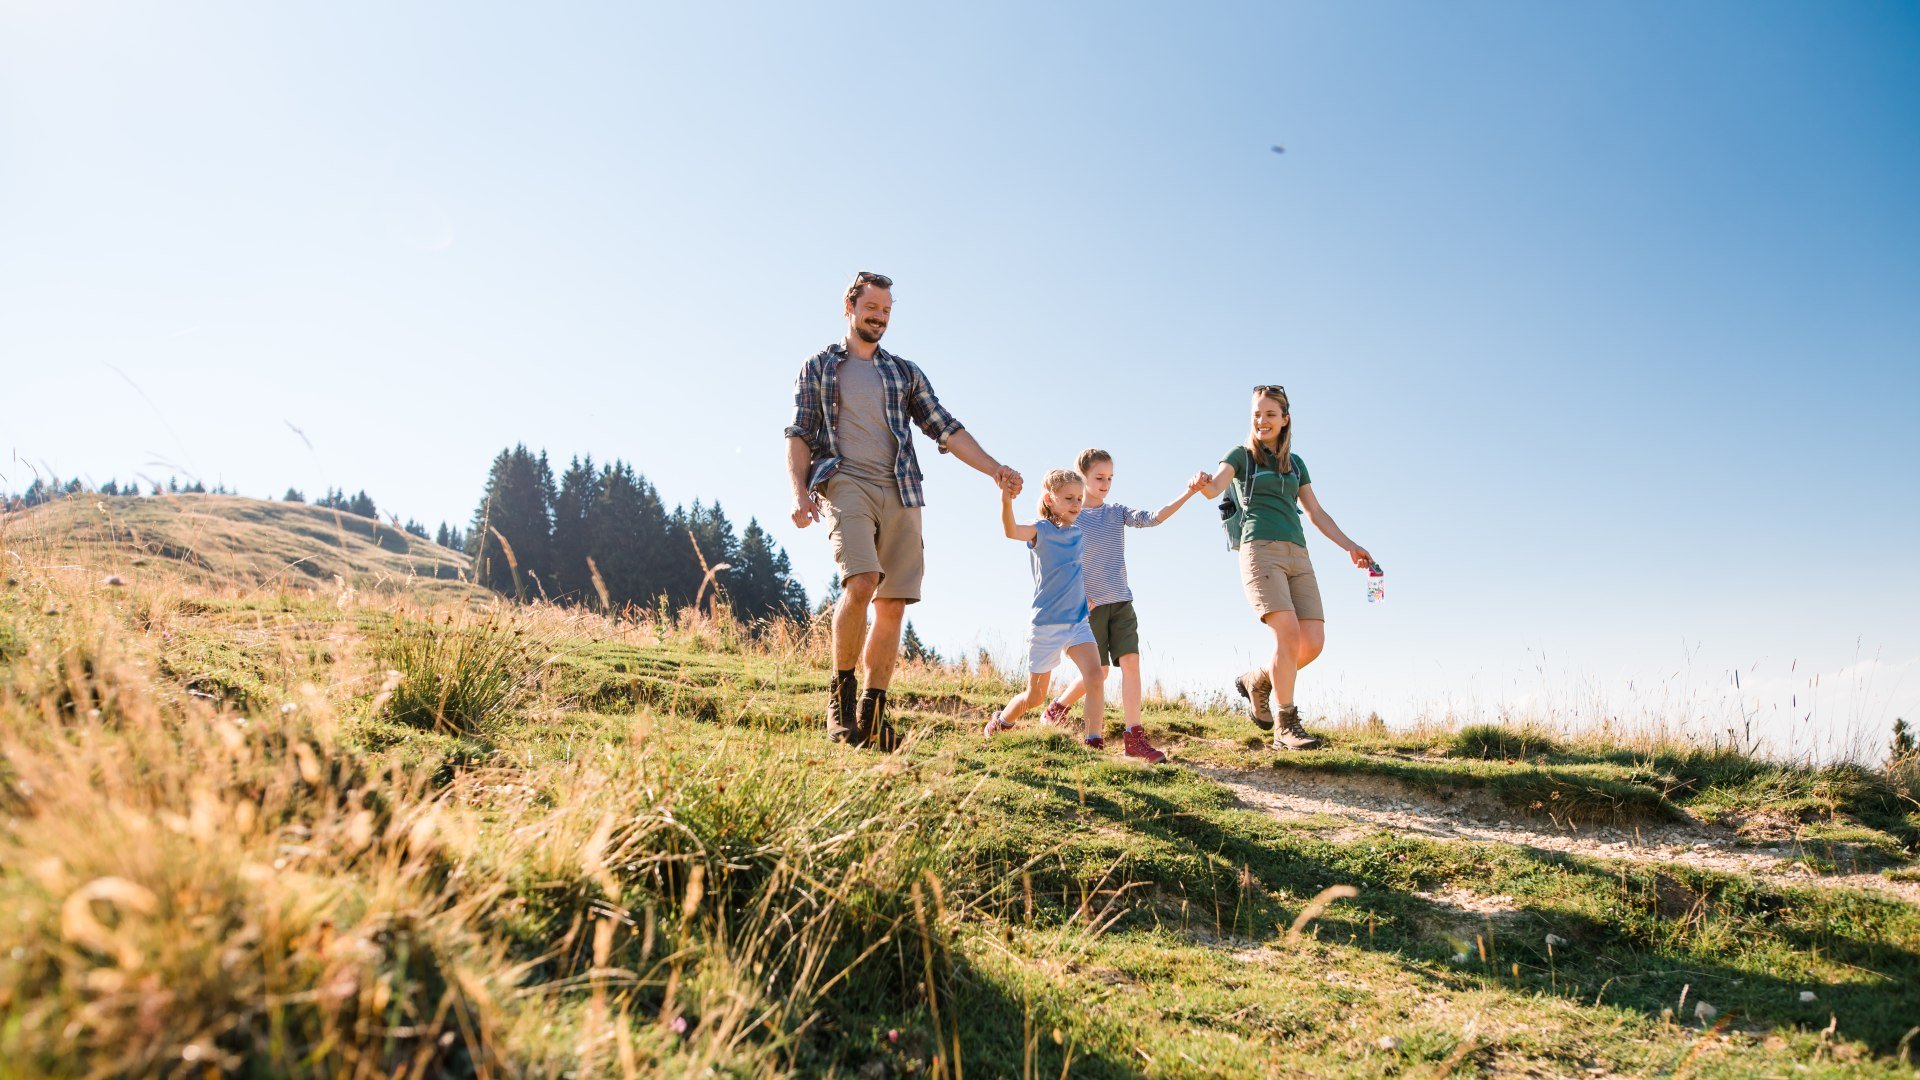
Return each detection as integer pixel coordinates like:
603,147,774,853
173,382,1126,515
2,495,1916,1077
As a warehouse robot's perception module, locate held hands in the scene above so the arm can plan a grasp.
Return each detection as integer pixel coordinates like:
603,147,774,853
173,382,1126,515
791,492,822,529
1188,470,1213,495
994,465,1024,497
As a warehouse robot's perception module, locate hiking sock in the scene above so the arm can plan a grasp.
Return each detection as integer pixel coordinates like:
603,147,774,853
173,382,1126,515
828,670,861,745
858,688,897,752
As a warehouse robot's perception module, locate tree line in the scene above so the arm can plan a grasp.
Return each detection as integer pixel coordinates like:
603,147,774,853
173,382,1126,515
4,453,813,627
469,445,809,621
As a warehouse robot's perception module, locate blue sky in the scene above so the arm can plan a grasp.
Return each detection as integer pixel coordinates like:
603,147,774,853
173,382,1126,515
4,1,1916,758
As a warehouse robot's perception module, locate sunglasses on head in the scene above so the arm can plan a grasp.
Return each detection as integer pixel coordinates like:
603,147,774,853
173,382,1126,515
1253,384,1286,396
853,271,893,289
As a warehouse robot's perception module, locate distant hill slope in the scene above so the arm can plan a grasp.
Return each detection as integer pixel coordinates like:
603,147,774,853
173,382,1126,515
1,494,480,599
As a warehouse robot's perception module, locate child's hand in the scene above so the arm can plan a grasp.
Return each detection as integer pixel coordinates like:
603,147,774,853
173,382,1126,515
1188,471,1212,494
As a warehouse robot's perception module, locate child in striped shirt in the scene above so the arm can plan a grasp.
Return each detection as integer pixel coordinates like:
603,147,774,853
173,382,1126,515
1044,449,1205,762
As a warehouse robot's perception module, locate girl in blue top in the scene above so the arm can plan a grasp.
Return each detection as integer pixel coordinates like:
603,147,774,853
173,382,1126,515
985,469,1110,749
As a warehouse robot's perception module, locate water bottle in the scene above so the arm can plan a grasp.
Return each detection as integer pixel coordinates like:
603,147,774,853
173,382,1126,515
1366,562,1385,603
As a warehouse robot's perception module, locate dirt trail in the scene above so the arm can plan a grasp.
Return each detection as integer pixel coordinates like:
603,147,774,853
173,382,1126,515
1191,764,1920,905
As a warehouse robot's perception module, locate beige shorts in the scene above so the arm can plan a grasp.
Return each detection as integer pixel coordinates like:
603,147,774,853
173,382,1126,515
823,473,924,603
1240,539,1324,622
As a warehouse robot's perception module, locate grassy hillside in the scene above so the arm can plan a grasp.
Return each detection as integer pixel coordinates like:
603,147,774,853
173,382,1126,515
4,493,479,600
2,497,1917,1077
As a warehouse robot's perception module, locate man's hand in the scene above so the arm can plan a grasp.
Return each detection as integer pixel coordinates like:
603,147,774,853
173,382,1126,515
994,465,1023,497
1347,546,1375,570
791,492,822,529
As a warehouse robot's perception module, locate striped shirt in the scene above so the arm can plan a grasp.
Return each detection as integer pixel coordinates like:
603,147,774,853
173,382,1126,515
1075,502,1159,607
783,342,965,509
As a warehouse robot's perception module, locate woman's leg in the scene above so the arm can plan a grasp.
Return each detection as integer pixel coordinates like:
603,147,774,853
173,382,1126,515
1065,643,1105,739
1117,653,1144,729
1263,611,1302,708
1296,619,1326,670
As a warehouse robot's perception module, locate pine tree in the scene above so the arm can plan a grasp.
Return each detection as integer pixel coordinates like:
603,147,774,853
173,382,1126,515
403,519,429,539
550,455,599,603
347,491,377,519
587,461,673,610
680,501,740,610
284,488,306,503
816,572,843,617
469,445,557,599
901,622,939,664
728,519,780,620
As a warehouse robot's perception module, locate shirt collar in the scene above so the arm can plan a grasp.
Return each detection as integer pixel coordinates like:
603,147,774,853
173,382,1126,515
829,341,891,364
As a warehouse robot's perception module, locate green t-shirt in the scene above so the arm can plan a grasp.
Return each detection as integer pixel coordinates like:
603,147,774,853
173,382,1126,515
1223,447,1312,547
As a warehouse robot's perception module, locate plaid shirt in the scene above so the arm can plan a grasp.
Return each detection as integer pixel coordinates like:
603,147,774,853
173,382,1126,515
784,342,965,508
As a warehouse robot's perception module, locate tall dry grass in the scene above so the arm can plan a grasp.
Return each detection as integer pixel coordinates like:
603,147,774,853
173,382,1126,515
0,543,979,1076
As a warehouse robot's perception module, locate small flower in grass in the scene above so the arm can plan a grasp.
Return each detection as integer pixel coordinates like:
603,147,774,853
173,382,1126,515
1376,1035,1400,1051
102,574,125,587
1799,990,1817,1003
1694,1001,1718,1023
1545,933,1567,947
670,1015,688,1036
887,1029,900,1044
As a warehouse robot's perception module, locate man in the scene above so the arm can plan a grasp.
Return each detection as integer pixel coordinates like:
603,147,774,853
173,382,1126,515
785,271,1021,749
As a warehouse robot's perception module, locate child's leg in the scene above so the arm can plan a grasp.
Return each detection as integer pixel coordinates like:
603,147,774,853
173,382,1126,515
1002,672,1052,723
1066,643,1105,738
1051,666,1108,710
1117,653,1144,729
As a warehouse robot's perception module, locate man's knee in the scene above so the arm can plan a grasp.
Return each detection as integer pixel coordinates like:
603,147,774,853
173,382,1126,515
842,572,881,605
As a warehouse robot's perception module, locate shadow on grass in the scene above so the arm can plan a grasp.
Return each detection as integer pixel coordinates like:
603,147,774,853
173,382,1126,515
966,745,1920,1058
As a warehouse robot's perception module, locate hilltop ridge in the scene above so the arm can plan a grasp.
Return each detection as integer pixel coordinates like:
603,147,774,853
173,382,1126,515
3,493,479,599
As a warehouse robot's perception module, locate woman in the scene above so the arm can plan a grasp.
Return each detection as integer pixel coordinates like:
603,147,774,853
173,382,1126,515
1193,385,1374,750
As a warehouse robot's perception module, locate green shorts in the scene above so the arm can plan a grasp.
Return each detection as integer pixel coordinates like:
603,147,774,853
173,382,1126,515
1088,601,1141,666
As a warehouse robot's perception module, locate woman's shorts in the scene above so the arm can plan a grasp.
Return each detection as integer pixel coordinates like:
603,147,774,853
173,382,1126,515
1027,619,1096,675
1240,540,1324,621
1088,601,1141,665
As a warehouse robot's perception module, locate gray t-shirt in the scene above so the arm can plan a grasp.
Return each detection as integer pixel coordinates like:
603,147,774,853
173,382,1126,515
834,354,899,483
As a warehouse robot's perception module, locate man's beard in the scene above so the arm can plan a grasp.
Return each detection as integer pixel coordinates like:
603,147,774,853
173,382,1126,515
854,324,885,344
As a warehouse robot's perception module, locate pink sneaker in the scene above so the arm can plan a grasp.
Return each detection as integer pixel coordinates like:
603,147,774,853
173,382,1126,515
1082,733,1105,750
1121,726,1167,764
1042,700,1070,726
983,709,1015,737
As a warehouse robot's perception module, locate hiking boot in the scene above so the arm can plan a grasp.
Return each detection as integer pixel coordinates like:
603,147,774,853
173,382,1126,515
1272,705,1324,751
983,708,1015,738
1082,734,1106,750
1042,699,1071,727
826,671,864,747
1234,669,1275,730
1121,725,1167,764
859,690,899,753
